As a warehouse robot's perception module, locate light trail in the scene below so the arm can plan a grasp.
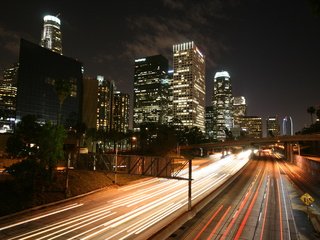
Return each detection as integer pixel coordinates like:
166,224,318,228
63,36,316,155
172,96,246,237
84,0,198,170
1,203,83,231
1,151,252,240
206,206,231,240
260,176,270,240
234,165,265,239
8,203,122,240
45,212,116,240
220,164,263,240
277,161,291,240
193,205,224,240
276,178,284,240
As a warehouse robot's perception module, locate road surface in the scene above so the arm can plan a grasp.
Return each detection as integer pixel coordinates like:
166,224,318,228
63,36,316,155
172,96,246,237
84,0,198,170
168,151,300,239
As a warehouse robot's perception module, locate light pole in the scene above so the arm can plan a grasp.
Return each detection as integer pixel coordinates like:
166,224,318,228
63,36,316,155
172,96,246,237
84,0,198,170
188,158,192,211
114,142,118,184
131,136,136,152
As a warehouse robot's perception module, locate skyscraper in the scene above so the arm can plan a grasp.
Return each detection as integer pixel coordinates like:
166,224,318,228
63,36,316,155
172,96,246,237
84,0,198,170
113,91,130,133
205,106,214,140
266,116,280,137
40,15,62,54
212,71,233,140
17,39,83,125
96,76,115,131
0,63,19,132
282,116,294,136
133,55,170,131
238,116,263,138
173,41,205,131
233,96,247,118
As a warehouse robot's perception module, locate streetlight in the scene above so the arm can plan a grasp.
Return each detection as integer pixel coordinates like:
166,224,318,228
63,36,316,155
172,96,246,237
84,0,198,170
131,136,136,152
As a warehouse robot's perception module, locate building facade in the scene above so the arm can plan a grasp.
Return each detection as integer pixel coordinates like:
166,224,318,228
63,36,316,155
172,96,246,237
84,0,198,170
205,106,214,140
266,116,280,137
82,76,98,130
96,76,115,131
40,15,62,55
238,116,263,138
212,71,233,140
16,39,83,126
233,96,247,124
173,41,205,131
113,91,130,133
133,55,170,130
0,63,19,132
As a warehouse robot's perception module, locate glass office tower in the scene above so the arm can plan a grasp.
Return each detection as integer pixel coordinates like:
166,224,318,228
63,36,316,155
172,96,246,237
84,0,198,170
266,116,280,137
282,116,294,136
133,55,169,130
113,91,130,133
96,76,115,131
16,39,83,126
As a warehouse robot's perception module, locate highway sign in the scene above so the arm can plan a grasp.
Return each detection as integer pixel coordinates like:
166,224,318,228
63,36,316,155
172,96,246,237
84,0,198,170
300,193,315,206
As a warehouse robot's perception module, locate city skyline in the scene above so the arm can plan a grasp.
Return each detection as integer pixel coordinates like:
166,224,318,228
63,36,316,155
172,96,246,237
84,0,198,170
0,1,320,132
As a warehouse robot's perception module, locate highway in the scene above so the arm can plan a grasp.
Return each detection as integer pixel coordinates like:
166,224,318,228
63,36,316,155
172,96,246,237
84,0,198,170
0,151,251,240
169,151,300,239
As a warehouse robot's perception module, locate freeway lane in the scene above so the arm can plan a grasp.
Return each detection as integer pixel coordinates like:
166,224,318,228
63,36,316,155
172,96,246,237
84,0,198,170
169,152,299,240
0,151,251,240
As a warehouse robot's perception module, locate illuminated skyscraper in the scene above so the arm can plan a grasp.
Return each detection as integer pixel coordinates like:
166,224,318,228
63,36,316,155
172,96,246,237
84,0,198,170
0,63,19,132
205,106,214,140
173,41,205,131
133,55,170,130
212,71,233,140
113,91,130,133
96,76,115,131
282,116,293,136
233,96,247,117
266,116,280,137
40,15,62,54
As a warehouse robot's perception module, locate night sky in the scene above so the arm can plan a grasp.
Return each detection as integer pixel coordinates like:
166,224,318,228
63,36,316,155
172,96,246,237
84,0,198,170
0,0,319,134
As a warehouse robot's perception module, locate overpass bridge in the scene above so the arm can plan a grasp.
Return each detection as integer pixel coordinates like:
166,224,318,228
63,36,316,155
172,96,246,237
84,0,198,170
179,134,320,162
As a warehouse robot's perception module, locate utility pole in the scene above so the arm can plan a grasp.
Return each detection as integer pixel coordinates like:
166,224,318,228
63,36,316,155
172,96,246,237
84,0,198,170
188,158,192,211
65,152,71,198
114,142,118,184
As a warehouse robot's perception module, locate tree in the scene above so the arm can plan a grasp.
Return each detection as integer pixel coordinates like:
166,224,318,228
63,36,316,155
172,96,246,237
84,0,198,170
6,115,67,181
307,106,316,124
6,135,25,157
38,122,66,177
54,78,72,125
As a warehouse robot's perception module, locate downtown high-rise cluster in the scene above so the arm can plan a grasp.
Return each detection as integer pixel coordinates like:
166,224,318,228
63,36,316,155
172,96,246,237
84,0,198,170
0,14,292,141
